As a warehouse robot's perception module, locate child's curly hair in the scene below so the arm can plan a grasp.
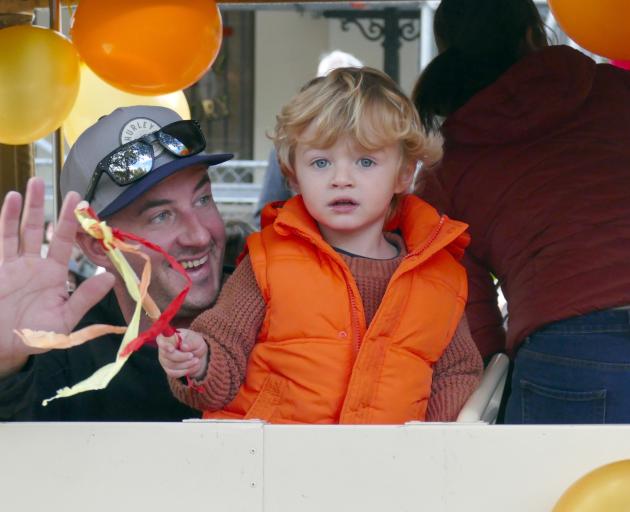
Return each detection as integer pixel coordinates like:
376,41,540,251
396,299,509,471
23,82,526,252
270,66,443,202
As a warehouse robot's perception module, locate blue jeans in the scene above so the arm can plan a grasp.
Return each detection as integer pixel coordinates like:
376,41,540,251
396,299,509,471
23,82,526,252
504,309,630,424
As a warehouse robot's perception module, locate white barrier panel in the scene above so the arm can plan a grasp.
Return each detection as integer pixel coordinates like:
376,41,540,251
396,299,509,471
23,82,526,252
2,422,630,511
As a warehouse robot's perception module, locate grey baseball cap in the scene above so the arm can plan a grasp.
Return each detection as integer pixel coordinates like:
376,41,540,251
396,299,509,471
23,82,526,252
61,105,233,217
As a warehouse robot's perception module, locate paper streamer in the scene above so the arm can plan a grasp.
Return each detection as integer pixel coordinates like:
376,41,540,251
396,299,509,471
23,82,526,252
16,204,191,405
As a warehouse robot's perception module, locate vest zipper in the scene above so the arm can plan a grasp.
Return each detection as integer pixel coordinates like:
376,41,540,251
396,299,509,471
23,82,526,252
346,216,447,354
346,281,362,353
408,215,446,259
375,215,447,329
380,215,447,303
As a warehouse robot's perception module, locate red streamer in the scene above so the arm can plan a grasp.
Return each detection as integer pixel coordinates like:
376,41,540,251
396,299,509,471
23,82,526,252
109,226,192,357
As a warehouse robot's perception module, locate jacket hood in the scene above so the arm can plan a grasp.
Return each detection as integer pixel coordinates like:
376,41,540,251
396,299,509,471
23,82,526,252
442,46,596,145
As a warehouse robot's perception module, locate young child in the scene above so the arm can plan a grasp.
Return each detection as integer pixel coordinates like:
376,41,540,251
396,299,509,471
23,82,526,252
157,67,482,424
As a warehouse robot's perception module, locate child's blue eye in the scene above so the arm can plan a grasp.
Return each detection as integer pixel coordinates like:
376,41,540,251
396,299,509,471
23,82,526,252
359,158,375,168
313,159,330,169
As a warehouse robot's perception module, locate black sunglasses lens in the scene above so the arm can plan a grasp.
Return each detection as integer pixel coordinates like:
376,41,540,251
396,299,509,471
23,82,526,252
158,121,205,156
106,142,153,184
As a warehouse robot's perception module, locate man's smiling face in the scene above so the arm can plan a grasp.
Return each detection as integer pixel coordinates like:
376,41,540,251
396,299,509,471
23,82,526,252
107,165,226,318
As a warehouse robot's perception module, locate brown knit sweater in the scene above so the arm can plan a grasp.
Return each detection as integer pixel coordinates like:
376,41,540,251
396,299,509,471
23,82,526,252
170,234,483,422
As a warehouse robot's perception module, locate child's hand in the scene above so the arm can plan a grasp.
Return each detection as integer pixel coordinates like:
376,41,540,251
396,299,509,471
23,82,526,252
157,328,208,381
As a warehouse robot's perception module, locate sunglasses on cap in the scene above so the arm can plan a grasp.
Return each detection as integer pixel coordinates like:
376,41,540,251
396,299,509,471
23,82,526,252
84,120,206,203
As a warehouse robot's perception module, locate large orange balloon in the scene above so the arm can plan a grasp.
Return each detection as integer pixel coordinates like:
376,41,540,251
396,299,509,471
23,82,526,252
553,460,630,512
70,0,222,95
0,26,80,145
64,64,191,146
549,0,630,60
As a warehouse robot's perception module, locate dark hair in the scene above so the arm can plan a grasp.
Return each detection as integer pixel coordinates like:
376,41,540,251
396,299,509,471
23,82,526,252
413,0,548,133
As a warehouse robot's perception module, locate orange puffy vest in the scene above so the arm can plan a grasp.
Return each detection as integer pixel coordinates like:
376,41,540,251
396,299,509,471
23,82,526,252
203,195,469,424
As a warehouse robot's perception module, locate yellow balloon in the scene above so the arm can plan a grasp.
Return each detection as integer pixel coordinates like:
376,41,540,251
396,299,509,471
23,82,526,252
0,25,79,145
553,460,630,512
63,64,191,146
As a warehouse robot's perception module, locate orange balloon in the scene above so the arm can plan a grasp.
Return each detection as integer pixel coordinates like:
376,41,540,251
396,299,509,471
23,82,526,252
0,26,79,145
553,460,630,512
70,0,222,95
549,0,630,60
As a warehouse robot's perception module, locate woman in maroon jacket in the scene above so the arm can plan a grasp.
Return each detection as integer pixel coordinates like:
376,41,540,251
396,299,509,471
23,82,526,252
412,0,630,424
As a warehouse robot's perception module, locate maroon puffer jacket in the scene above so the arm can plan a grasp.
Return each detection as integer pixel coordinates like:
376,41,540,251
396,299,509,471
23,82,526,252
416,45,630,358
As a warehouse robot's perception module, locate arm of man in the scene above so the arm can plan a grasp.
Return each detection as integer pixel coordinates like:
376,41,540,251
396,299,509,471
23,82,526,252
426,314,483,422
0,178,114,378
168,254,266,412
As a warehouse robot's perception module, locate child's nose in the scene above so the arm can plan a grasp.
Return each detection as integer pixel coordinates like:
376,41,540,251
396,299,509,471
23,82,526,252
331,164,353,187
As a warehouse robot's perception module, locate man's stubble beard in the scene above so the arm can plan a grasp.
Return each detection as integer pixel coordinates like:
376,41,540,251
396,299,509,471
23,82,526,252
177,281,221,318
154,263,223,319
151,242,225,321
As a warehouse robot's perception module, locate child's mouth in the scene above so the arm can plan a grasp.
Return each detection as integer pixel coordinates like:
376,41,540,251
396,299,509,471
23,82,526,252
328,198,358,212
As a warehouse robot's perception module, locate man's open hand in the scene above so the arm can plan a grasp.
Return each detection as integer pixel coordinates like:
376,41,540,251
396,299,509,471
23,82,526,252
0,177,115,377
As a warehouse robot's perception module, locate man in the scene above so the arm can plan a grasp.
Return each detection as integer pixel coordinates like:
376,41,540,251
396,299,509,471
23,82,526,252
0,106,232,420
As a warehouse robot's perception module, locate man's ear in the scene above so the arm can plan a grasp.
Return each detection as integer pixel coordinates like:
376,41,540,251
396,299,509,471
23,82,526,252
76,232,112,269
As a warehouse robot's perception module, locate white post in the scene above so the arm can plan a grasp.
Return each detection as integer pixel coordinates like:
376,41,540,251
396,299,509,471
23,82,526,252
419,1,437,72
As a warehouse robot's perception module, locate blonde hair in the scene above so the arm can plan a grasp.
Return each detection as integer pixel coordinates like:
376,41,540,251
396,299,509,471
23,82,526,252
271,67,442,195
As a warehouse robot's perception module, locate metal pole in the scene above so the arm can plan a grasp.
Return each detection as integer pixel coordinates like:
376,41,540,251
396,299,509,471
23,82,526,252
49,0,63,219
382,8,401,83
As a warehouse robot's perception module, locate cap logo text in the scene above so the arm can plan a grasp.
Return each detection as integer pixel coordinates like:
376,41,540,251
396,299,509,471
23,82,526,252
120,117,164,157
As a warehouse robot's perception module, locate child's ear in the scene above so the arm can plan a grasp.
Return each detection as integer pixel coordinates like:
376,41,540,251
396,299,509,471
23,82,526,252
395,162,416,194
288,177,301,194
